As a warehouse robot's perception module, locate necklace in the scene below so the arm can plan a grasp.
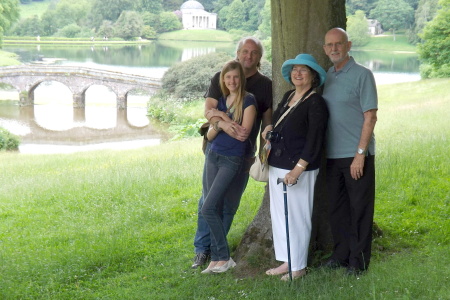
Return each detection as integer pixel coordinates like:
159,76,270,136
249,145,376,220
226,95,236,114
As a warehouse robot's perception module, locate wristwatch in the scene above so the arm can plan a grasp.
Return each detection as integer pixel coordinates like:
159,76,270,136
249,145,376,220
357,148,367,155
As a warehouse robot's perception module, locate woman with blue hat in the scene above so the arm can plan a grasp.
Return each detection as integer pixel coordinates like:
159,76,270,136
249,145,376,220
262,54,329,280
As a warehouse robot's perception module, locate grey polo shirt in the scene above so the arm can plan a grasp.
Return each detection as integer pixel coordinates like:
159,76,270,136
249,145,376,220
322,57,378,159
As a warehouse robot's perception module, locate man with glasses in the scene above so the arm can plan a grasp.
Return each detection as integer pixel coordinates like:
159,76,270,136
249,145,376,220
191,37,273,269
322,28,378,275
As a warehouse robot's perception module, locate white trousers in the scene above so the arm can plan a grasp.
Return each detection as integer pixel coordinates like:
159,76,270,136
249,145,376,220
268,166,319,271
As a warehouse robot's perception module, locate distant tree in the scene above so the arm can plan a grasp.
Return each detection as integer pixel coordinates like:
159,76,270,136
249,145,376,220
242,0,265,31
158,11,182,33
346,0,371,15
20,0,32,4
113,11,143,40
257,0,271,39
139,0,162,13
418,0,450,78
141,11,160,31
162,52,232,100
162,0,183,11
141,25,156,39
217,5,230,29
89,0,136,29
9,15,42,36
40,10,59,36
202,0,215,11
55,23,82,38
370,0,415,39
0,0,20,46
222,0,246,30
213,0,233,13
54,0,91,28
408,0,440,43
38,0,91,36
405,0,420,9
97,20,114,38
347,10,371,46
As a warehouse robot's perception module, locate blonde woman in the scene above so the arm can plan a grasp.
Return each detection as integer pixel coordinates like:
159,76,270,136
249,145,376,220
201,60,257,274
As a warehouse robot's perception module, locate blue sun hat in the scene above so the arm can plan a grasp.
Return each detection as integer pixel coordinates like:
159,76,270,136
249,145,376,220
281,53,326,87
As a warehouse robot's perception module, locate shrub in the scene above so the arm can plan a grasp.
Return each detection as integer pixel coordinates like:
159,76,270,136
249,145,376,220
54,23,82,38
0,127,20,151
161,52,233,100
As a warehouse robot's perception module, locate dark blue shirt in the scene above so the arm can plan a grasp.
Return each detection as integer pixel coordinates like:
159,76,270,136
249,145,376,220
211,94,257,157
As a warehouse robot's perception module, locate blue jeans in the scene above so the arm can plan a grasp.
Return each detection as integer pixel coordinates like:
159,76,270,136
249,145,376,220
201,150,243,261
193,144,251,254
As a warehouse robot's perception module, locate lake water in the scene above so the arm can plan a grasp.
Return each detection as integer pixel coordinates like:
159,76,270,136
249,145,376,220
0,42,421,154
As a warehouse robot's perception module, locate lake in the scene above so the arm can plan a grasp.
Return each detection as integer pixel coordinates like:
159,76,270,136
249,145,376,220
0,41,421,154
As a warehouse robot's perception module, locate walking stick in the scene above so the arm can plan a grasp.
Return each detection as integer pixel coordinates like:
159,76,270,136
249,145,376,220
277,177,292,282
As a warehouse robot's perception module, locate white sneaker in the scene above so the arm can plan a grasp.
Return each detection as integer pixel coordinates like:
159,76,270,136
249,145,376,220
211,258,236,273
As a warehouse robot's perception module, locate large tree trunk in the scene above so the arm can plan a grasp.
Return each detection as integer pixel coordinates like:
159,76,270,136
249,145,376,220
234,0,346,277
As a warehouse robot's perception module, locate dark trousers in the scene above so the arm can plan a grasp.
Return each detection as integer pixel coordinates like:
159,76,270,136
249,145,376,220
326,155,375,271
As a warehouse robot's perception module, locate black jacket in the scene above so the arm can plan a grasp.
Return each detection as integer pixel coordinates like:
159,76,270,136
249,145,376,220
268,90,329,171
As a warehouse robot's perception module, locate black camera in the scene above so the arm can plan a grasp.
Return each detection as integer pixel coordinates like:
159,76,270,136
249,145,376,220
266,131,281,143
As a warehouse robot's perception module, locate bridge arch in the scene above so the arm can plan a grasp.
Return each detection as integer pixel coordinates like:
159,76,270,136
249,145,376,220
0,65,161,109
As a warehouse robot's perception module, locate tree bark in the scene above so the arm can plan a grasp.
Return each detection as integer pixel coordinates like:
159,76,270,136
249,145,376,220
234,0,346,278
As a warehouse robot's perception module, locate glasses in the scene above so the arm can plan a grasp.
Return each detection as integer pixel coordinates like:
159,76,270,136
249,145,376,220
291,68,309,74
324,42,345,49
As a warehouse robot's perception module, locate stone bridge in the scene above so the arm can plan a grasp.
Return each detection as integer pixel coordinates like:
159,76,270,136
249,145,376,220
0,65,161,109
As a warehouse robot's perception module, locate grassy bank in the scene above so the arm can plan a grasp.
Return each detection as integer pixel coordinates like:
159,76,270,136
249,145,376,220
0,50,21,66
158,29,234,42
3,36,153,46
0,79,449,299
353,33,417,52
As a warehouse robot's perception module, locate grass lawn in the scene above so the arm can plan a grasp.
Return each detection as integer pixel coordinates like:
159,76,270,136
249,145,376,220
354,34,417,53
0,78,449,299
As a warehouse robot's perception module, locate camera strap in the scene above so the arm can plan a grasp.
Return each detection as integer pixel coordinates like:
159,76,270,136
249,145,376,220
274,88,315,129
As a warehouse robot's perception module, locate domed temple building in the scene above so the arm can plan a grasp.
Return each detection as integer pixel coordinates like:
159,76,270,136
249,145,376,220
180,1,217,30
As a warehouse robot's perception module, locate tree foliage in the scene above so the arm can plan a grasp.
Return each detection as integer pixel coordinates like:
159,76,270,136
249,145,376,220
408,0,440,43
114,11,143,40
370,0,415,34
418,0,450,78
0,0,20,46
257,0,271,39
140,0,162,13
347,10,371,46
0,127,19,151
9,15,41,36
162,52,233,100
158,12,182,33
162,0,184,12
89,0,136,29
222,0,246,30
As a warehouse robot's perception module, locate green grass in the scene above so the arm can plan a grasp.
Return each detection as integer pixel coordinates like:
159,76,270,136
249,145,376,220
1,79,449,299
354,33,417,52
158,29,234,42
18,0,52,20
0,50,21,66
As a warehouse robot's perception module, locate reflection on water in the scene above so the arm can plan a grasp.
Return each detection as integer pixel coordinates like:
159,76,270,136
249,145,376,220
373,72,421,85
0,84,170,154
